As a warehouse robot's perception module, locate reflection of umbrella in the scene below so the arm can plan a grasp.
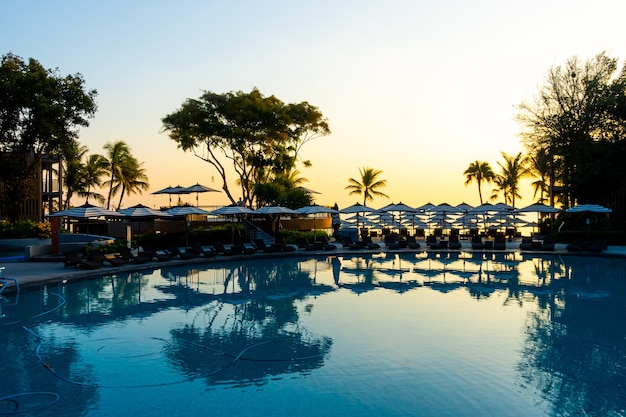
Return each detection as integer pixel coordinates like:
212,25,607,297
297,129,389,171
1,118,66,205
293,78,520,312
183,183,220,207
152,185,191,206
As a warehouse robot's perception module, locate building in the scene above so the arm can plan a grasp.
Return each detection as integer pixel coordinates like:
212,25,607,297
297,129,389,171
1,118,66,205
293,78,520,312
0,155,63,222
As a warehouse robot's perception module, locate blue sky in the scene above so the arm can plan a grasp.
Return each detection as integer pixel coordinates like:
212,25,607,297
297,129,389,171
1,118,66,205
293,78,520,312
3,0,626,209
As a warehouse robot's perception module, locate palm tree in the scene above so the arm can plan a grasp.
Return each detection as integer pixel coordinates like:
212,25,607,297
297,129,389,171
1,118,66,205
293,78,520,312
113,157,149,209
345,167,389,206
62,141,89,209
489,174,509,204
494,152,529,207
464,161,495,204
528,147,550,203
103,141,132,209
78,154,109,204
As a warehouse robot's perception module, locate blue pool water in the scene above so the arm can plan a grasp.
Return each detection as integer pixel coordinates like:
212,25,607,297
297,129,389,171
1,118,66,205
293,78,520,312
1,251,625,416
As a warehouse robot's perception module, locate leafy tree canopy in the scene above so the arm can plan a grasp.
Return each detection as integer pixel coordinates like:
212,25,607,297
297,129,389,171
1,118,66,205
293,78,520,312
517,52,626,207
0,53,97,221
162,88,330,207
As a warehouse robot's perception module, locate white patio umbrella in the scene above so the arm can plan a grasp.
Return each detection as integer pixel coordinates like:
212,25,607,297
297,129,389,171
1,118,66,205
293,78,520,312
295,205,338,238
566,204,612,214
118,204,173,245
49,203,125,249
118,204,173,218
255,205,297,241
165,206,212,247
414,202,436,213
517,202,560,231
518,202,561,214
183,183,220,207
49,203,125,219
455,202,474,213
151,185,192,206
166,206,211,216
340,203,375,239
209,205,255,216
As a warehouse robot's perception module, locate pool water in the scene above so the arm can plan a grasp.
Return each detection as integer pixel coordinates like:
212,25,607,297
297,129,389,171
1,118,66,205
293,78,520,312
1,252,625,416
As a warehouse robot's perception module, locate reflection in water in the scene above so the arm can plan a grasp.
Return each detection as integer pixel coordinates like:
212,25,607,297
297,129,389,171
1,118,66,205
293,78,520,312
1,253,625,416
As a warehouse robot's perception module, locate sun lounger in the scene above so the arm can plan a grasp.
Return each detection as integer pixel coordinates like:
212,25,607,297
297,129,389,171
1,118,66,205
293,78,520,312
104,253,130,266
520,236,534,251
189,243,218,257
426,235,443,250
63,251,85,267
168,246,196,260
315,236,337,250
493,234,506,250
212,242,240,256
448,234,462,250
587,237,607,252
63,250,103,269
253,239,282,253
140,245,173,261
540,236,555,251
231,241,257,255
470,235,484,250
362,236,382,249
274,236,296,252
119,247,151,264
296,237,318,251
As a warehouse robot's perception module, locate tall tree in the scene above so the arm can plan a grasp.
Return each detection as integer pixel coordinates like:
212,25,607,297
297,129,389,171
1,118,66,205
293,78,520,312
517,52,626,207
62,140,89,209
528,146,552,204
345,167,389,207
102,141,131,209
79,154,108,204
113,157,149,209
463,161,495,205
0,53,97,221
489,152,529,207
162,88,330,207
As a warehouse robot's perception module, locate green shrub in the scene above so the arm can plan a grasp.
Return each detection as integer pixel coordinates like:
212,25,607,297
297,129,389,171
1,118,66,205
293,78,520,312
0,220,51,239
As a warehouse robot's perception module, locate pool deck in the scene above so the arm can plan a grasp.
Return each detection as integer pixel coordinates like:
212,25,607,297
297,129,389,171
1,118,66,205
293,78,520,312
2,242,626,292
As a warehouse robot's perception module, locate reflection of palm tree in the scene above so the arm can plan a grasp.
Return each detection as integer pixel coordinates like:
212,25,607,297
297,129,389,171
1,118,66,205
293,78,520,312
345,167,389,207
166,298,332,386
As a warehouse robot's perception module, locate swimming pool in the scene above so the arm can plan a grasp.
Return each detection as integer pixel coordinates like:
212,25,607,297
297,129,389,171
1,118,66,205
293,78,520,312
1,251,625,416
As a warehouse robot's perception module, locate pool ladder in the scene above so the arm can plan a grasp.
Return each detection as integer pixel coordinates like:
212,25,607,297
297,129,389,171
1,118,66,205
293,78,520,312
0,266,20,299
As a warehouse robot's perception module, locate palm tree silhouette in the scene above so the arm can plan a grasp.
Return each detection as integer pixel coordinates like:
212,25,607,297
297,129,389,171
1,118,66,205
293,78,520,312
464,160,495,205
345,167,389,206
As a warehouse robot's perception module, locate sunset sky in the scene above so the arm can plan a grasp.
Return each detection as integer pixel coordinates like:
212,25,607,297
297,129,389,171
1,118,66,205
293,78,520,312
3,0,626,210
